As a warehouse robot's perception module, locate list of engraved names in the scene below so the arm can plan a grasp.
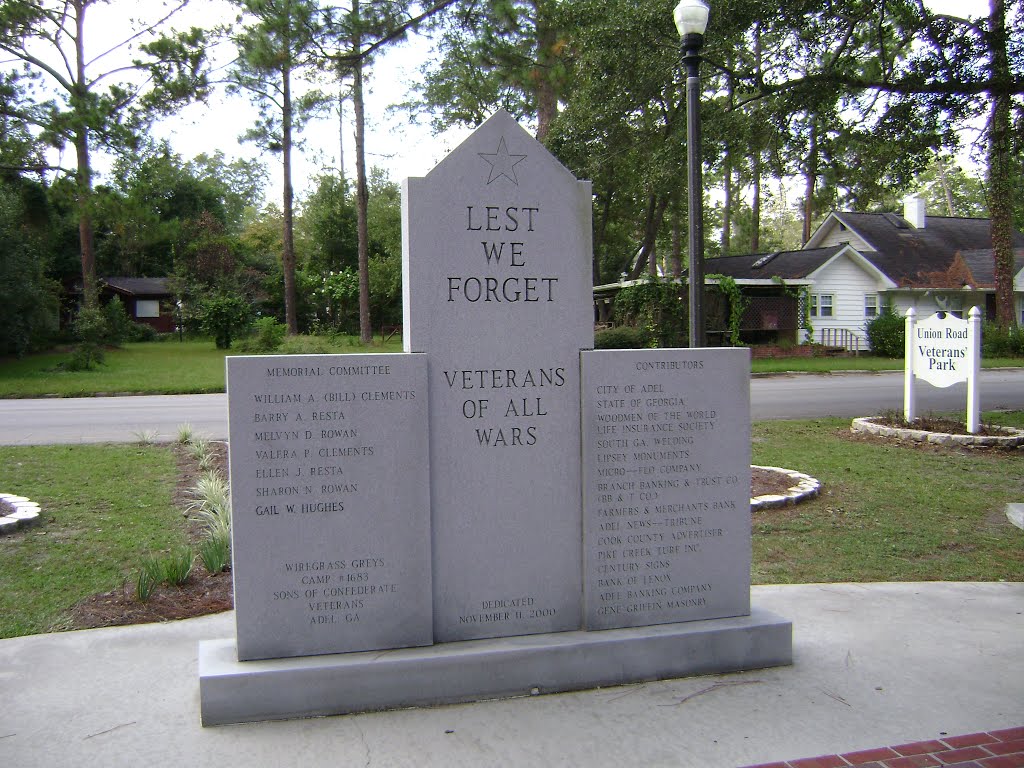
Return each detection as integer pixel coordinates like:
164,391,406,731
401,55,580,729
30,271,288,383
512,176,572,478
228,355,431,659
583,352,751,630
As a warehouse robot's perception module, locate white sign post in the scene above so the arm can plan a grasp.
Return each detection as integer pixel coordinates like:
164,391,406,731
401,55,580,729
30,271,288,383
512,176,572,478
904,307,982,432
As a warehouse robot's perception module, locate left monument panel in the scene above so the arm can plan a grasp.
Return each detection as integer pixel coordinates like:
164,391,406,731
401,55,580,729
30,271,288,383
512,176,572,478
227,354,432,661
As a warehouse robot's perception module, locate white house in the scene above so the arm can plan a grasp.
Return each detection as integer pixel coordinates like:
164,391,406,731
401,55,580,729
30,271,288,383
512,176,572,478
707,197,1024,349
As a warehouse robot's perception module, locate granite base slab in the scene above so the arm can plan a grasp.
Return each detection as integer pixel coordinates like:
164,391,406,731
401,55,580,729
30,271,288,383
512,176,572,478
198,607,792,726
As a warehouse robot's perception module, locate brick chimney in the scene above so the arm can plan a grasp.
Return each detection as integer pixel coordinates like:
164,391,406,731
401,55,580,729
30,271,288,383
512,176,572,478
904,195,926,228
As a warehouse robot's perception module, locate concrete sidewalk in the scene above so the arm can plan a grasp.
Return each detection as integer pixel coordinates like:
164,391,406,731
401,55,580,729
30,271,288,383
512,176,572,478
2,582,1021,768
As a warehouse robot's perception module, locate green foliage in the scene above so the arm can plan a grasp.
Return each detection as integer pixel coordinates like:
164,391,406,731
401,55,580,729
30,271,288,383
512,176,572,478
188,467,232,576
865,305,905,358
199,294,252,349
612,277,686,348
594,326,650,349
135,568,157,603
368,254,403,328
709,274,748,347
66,308,109,370
101,297,134,347
277,334,339,355
159,547,195,586
199,535,231,575
0,1,213,298
310,268,360,332
127,322,158,343
412,0,564,132
239,316,287,353
302,174,359,273
0,183,59,356
982,321,1024,357
772,278,813,341
176,423,195,445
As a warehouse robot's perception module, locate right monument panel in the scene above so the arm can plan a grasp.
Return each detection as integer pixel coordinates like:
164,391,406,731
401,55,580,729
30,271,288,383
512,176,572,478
581,348,752,630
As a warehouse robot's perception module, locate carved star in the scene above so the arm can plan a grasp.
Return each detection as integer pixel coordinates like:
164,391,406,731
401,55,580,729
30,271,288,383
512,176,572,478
478,137,528,185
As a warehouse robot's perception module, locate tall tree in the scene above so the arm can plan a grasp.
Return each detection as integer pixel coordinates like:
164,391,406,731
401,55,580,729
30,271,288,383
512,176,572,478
229,0,327,335
733,0,1024,326
327,0,457,342
413,0,566,140
0,0,209,307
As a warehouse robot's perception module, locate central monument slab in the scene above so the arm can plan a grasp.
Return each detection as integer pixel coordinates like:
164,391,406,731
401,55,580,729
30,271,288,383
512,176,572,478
403,110,594,641
200,110,792,726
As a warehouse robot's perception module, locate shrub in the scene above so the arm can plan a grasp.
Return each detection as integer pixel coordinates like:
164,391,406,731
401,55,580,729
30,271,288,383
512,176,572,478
277,334,336,355
982,321,1024,357
865,306,904,357
199,294,251,349
64,307,109,370
237,316,286,353
612,277,687,348
102,297,133,346
594,326,650,349
127,321,158,342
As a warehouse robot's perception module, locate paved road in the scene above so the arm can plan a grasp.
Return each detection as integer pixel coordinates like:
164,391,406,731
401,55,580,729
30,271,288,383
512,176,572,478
749,368,1024,420
0,393,227,445
0,369,1021,445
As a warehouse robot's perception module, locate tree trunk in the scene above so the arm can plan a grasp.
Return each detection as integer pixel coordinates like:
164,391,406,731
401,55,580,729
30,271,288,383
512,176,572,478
594,191,612,284
74,129,97,309
533,0,557,141
935,155,956,216
628,194,669,280
352,0,372,344
338,94,346,188
282,61,299,335
987,0,1015,328
802,123,818,246
751,150,762,252
74,1,96,308
671,197,682,279
721,156,732,255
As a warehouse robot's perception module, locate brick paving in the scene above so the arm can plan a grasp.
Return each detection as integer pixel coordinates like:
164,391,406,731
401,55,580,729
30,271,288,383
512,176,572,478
740,727,1024,768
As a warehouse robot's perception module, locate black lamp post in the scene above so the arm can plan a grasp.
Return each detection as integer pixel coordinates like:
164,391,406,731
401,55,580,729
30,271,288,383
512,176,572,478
675,0,709,348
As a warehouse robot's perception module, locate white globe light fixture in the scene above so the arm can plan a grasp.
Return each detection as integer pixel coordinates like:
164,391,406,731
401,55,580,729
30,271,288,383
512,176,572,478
674,0,710,37
675,0,710,347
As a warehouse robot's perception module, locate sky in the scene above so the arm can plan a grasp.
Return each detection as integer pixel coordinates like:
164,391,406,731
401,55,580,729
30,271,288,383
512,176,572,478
35,0,995,207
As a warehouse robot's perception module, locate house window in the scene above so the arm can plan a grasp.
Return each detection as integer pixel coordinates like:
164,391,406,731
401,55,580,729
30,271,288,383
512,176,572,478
864,294,879,318
810,294,834,318
136,299,160,318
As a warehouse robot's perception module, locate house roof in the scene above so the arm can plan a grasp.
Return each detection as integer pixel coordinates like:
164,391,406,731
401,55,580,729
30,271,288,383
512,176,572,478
100,277,173,297
702,246,844,281
808,212,1024,288
959,248,1024,288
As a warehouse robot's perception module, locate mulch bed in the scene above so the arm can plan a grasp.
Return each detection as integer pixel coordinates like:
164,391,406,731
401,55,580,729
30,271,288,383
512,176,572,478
66,442,234,631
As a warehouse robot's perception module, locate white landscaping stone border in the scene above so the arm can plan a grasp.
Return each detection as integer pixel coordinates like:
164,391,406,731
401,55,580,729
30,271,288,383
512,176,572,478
851,417,1024,448
750,466,822,511
0,493,41,534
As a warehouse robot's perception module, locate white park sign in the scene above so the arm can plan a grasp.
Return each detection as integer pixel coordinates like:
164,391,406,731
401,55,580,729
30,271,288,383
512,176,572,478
904,307,982,431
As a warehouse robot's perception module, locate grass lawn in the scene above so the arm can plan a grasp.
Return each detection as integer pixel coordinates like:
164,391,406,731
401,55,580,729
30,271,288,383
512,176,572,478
0,336,404,398
750,355,1022,374
751,416,1024,584
0,444,188,638
1,339,1020,398
1,415,1021,638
